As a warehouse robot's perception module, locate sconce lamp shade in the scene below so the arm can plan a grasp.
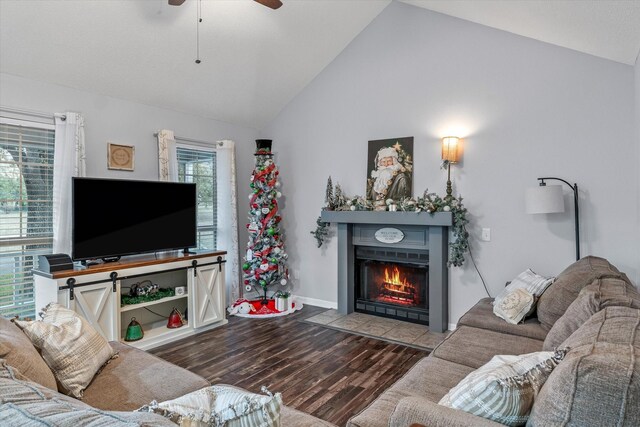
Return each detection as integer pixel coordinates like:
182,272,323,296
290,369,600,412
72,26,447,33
442,136,461,163
525,185,564,214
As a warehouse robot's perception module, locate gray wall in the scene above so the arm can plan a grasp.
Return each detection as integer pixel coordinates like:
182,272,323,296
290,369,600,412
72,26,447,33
636,55,640,284
263,2,639,323
1,72,257,268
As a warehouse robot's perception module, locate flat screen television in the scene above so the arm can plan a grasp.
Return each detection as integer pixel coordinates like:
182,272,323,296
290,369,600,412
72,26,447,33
72,177,197,261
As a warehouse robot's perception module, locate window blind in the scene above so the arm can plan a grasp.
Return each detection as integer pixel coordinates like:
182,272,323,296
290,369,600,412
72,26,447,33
176,146,217,251
0,122,55,319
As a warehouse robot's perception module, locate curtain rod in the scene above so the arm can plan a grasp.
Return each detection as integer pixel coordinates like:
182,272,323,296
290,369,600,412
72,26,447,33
153,132,218,148
0,106,65,121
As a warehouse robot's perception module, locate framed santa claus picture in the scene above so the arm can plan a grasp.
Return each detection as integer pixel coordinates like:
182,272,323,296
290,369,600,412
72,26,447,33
366,137,413,207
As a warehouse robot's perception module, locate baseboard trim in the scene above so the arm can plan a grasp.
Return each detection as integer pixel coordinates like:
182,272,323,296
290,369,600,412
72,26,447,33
294,296,337,309
448,323,457,331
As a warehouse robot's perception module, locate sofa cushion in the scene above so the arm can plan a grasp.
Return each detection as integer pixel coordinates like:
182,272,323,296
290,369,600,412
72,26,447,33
457,298,547,341
12,303,116,398
82,341,210,411
347,355,474,427
536,256,631,330
543,277,640,351
529,306,640,426
0,360,173,427
432,326,543,369
390,396,503,427
0,316,57,390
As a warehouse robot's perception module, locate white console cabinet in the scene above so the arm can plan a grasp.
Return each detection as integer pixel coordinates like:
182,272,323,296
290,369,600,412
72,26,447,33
34,251,227,350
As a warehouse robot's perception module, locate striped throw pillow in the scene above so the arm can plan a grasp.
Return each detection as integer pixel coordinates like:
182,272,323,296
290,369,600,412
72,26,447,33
139,385,282,427
12,303,116,398
439,350,566,426
497,269,555,301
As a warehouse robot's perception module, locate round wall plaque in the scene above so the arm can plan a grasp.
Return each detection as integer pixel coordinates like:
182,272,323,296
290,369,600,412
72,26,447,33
374,227,405,244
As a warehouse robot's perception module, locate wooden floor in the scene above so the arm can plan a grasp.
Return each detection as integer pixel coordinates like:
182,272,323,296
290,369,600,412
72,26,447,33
151,305,428,426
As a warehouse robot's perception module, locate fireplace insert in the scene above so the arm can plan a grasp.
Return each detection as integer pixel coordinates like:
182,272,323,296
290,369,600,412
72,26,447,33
354,247,429,324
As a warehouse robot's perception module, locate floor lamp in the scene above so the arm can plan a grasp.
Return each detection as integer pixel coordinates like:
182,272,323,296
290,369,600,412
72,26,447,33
525,177,580,261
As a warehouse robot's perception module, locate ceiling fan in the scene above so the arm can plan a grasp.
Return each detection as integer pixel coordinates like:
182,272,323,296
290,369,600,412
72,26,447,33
168,0,282,10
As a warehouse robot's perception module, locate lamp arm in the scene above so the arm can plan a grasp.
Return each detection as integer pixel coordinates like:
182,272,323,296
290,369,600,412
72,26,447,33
537,176,580,261
537,177,577,193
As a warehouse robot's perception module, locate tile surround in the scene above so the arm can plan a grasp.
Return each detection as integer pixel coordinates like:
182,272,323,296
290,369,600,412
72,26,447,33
306,309,450,350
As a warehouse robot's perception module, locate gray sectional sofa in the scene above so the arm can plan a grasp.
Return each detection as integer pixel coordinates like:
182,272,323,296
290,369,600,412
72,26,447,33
0,315,334,426
348,256,640,426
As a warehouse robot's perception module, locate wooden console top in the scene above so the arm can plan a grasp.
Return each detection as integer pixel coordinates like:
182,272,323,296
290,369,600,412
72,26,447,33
33,250,227,279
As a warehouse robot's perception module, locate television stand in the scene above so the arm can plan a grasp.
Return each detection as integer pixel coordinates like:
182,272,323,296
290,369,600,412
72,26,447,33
33,250,227,350
102,256,121,263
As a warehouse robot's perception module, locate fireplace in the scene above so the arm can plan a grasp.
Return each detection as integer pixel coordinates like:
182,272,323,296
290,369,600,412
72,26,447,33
355,247,429,324
319,211,451,332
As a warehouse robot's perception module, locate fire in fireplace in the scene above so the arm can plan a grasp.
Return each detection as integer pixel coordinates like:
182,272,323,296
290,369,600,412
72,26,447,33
378,265,419,306
355,247,429,324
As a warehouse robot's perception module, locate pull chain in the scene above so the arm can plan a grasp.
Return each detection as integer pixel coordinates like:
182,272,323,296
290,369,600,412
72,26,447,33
195,0,202,64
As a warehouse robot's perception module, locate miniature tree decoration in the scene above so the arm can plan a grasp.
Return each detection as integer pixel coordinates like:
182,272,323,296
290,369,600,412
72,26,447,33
242,140,289,308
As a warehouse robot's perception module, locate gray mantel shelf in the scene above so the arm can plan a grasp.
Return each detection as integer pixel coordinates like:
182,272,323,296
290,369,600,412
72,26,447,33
320,210,452,226
320,209,453,333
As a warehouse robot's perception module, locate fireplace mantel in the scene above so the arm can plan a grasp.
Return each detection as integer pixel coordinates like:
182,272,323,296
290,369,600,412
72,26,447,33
320,210,452,332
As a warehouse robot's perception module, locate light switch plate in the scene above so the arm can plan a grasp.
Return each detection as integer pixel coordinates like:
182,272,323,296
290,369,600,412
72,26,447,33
481,228,491,242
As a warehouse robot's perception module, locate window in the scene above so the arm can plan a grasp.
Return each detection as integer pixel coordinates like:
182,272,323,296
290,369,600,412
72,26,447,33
0,120,54,319
177,145,217,250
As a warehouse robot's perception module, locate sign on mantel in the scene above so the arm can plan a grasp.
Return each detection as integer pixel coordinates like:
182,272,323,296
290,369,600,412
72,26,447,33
374,227,405,244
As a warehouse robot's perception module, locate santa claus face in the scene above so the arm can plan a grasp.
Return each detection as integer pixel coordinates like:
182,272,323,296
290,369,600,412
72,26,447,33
378,156,396,168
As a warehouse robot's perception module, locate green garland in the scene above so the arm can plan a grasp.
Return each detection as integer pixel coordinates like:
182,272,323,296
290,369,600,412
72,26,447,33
312,182,470,267
121,288,176,306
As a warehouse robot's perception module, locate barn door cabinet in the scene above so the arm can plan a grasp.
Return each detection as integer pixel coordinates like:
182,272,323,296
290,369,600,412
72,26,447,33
33,251,227,350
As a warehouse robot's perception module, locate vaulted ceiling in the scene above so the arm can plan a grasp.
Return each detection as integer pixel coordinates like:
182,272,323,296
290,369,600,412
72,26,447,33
1,1,639,130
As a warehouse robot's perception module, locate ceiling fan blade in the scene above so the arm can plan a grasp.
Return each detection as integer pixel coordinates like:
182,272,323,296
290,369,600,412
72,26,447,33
254,0,282,10
168,0,186,6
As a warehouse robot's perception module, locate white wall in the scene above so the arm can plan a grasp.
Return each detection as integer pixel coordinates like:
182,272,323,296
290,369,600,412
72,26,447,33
636,54,640,286
263,2,639,322
0,72,257,269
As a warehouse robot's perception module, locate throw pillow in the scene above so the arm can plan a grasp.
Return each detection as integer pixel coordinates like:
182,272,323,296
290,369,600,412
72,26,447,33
493,288,535,325
12,303,116,398
0,316,57,390
495,269,555,302
138,385,282,427
439,350,567,427
543,277,640,351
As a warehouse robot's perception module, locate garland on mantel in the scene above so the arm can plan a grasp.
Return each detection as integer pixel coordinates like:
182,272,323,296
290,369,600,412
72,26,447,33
311,177,470,267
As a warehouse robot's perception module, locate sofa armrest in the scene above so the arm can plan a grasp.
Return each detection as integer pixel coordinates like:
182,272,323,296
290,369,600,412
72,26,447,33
389,396,504,427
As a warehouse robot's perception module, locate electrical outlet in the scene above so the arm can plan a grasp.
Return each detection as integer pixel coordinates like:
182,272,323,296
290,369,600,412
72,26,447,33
481,228,491,242
293,269,300,279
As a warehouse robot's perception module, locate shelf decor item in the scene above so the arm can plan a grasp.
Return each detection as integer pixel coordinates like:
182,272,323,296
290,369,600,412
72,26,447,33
167,307,185,329
107,142,135,171
274,291,291,312
121,287,175,307
124,317,144,342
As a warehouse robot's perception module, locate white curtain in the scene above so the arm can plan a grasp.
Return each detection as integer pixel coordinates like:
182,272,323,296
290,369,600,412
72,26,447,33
53,112,86,254
216,140,239,305
157,129,178,182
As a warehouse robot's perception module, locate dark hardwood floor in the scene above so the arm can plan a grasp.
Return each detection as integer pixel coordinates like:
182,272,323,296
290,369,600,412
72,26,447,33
151,305,428,426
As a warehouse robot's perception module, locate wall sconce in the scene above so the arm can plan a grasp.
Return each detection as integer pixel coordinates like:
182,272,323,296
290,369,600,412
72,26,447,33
442,136,461,202
525,177,580,261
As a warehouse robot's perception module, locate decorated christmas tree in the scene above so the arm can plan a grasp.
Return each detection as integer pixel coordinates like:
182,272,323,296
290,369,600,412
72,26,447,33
242,140,289,309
